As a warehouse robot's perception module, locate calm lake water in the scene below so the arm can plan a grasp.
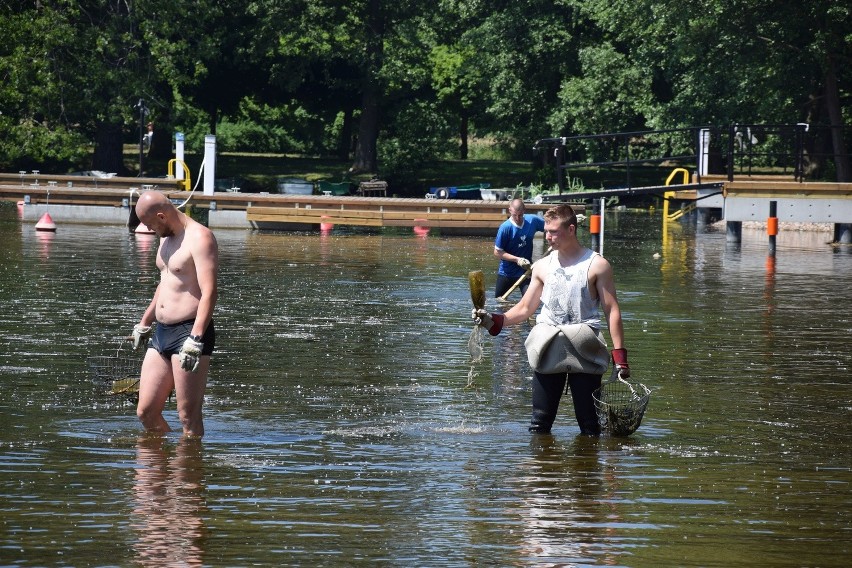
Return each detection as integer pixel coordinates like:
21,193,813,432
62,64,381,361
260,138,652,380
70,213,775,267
0,201,850,567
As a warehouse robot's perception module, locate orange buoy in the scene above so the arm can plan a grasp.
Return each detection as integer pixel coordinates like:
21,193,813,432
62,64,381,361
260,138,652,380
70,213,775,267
35,212,57,232
413,219,430,236
320,215,333,233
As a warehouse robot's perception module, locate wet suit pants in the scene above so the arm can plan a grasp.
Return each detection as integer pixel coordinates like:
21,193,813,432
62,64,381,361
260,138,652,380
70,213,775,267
495,274,530,299
530,370,602,435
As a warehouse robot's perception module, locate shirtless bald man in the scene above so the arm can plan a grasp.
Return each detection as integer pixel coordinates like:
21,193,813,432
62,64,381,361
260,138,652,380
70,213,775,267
131,191,219,437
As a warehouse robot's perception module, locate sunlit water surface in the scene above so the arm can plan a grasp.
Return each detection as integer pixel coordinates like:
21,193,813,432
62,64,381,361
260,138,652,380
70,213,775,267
0,202,850,567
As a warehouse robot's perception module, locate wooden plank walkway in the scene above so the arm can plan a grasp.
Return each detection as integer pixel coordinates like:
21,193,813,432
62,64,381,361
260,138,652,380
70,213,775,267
0,177,575,233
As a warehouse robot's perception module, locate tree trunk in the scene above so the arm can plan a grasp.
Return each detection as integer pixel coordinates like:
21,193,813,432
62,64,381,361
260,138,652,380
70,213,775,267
351,90,379,173
209,108,219,136
350,0,383,174
800,91,824,178
92,122,127,175
823,55,850,182
459,114,469,160
338,106,354,160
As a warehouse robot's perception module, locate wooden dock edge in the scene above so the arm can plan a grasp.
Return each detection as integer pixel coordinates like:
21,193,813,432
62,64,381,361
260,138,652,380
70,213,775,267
1,183,584,234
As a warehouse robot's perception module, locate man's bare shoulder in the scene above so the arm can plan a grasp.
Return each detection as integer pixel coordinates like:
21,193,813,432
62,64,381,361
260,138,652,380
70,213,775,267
589,254,616,294
187,219,217,242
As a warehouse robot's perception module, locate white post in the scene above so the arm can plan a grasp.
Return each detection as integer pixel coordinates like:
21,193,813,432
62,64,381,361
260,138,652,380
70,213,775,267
699,128,710,176
599,197,605,256
203,135,215,196
175,132,185,181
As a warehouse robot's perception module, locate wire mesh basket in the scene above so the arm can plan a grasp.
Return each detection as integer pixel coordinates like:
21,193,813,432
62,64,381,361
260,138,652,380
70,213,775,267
87,339,143,401
593,369,651,437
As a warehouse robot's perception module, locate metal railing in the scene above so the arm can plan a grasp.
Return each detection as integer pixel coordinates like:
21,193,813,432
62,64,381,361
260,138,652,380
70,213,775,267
535,123,851,192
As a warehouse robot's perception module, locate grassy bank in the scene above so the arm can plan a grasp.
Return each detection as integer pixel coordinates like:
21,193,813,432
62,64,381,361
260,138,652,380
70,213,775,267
150,151,538,196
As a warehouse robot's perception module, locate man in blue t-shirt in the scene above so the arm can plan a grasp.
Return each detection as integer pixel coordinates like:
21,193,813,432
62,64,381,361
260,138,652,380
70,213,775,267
493,198,545,298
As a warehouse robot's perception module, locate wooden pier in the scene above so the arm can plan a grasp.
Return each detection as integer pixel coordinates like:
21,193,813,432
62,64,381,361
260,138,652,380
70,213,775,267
0,173,570,235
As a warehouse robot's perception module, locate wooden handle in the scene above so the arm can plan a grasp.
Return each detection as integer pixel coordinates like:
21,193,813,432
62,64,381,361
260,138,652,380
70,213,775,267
498,269,530,301
498,247,552,301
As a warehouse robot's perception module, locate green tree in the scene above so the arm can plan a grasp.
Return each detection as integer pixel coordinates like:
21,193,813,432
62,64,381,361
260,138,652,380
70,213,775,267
0,1,151,172
429,43,484,160
453,0,583,156
559,0,851,179
266,0,434,174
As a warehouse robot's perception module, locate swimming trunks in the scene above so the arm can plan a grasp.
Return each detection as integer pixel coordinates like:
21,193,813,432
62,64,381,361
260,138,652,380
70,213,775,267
150,319,215,357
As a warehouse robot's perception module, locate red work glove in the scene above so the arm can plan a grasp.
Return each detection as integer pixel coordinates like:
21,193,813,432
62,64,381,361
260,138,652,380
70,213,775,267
611,348,630,378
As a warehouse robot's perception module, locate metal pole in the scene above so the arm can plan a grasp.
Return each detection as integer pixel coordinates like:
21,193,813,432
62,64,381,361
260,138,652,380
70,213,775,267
590,200,600,252
555,146,565,192
135,99,148,176
768,200,778,256
599,197,605,256
727,123,735,181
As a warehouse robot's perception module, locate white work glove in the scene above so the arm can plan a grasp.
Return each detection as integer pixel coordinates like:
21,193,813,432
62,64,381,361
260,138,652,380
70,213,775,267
178,336,204,372
472,309,505,336
132,324,154,350
516,257,531,269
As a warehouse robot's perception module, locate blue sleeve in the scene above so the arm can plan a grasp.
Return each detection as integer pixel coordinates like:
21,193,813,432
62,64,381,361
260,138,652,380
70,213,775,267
494,222,510,250
528,215,545,232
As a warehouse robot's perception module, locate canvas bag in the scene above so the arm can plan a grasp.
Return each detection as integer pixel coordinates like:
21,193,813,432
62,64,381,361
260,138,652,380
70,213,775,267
524,323,609,375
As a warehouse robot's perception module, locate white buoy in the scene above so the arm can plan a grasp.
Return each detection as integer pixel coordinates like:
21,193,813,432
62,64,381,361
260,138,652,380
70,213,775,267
35,212,56,232
135,222,155,234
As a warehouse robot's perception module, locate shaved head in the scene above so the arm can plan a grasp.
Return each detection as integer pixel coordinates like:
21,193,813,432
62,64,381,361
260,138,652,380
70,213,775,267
135,190,172,218
135,191,182,237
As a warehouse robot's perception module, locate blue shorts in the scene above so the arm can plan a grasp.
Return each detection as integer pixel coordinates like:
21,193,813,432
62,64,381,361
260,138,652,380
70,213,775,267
150,319,215,357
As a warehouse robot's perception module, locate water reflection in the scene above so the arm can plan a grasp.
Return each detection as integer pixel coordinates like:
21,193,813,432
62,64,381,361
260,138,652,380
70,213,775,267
510,435,625,566
1,202,850,567
35,229,54,260
134,232,157,258
131,435,208,566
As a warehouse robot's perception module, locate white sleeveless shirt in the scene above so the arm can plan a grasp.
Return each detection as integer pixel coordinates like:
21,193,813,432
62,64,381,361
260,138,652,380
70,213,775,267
536,249,601,328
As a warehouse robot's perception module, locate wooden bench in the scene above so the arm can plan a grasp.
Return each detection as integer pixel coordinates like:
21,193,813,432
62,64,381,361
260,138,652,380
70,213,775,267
358,180,388,197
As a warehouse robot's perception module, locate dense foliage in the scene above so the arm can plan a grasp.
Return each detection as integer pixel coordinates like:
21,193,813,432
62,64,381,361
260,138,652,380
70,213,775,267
1,0,849,181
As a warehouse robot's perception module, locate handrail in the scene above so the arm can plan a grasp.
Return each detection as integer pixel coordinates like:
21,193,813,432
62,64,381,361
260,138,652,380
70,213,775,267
668,202,697,221
167,159,192,191
663,168,691,221
534,123,831,192
665,167,690,186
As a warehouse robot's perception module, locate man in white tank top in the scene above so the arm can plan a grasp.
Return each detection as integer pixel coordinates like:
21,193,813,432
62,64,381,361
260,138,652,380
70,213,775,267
473,204,629,435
